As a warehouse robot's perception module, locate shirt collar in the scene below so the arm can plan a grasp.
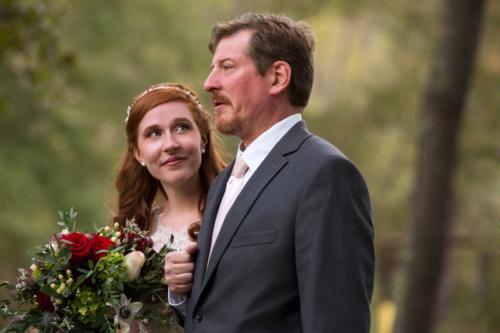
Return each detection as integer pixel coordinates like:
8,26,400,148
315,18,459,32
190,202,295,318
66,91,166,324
237,113,302,173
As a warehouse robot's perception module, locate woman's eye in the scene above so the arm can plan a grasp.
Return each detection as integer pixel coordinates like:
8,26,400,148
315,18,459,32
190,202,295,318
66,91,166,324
174,123,191,133
146,129,161,137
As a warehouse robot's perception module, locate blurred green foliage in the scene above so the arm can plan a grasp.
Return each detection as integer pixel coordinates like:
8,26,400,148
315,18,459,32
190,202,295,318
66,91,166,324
1,0,498,332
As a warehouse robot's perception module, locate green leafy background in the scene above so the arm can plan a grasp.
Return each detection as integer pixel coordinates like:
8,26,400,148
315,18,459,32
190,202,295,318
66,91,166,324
1,0,499,332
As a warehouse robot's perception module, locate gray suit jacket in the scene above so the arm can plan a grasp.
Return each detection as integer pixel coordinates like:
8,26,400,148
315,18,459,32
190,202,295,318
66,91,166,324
184,121,374,332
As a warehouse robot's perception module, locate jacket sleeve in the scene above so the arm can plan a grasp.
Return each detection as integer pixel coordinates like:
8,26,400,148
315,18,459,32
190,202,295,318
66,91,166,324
167,289,186,327
295,156,375,332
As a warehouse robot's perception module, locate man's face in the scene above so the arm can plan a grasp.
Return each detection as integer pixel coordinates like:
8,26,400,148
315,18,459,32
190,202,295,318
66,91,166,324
204,30,270,141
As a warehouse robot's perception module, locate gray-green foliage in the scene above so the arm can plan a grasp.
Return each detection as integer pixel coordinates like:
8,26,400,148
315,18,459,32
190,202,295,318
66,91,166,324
0,0,103,273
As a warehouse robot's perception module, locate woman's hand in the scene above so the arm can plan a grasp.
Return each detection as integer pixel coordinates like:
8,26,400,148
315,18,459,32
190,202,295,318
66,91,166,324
164,242,198,294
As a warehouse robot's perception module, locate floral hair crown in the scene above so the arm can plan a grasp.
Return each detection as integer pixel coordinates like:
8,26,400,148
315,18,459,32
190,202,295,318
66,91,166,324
125,83,203,123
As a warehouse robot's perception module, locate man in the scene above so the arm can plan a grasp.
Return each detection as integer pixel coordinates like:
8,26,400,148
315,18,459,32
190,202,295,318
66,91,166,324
165,12,374,332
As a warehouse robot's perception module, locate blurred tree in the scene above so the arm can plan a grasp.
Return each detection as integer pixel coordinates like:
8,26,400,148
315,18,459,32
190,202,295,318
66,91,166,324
393,1,486,333
0,0,103,277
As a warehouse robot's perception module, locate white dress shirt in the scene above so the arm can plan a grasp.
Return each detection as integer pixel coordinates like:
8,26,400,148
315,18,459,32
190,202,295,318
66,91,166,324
236,113,302,183
168,113,302,306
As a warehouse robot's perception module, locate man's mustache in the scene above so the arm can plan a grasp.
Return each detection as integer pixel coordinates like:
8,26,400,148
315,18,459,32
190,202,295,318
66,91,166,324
210,92,231,106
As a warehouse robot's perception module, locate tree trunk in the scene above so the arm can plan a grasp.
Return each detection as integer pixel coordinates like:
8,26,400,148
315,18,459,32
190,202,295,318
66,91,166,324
393,1,485,333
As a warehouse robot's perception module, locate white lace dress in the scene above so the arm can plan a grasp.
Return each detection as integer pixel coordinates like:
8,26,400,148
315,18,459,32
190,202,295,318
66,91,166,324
150,222,191,252
147,213,190,332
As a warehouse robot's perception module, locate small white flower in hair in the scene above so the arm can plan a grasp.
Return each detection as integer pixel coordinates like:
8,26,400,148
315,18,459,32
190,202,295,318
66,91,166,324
124,83,204,124
124,106,132,123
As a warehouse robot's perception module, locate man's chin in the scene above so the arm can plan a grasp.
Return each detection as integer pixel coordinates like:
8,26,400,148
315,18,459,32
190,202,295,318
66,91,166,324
216,119,240,136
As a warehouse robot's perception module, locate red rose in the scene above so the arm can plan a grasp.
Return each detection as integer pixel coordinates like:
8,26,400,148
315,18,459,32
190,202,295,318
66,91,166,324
119,231,151,251
135,237,153,252
120,231,137,243
60,232,91,266
90,234,115,261
36,291,54,312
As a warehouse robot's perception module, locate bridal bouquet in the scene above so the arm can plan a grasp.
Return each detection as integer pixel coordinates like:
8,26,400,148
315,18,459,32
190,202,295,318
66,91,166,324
0,208,174,332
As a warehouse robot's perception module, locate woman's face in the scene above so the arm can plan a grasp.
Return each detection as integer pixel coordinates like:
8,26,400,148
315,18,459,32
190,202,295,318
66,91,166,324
134,101,206,190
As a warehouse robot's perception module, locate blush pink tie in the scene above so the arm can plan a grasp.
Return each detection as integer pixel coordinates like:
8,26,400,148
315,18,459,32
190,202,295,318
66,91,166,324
209,156,249,259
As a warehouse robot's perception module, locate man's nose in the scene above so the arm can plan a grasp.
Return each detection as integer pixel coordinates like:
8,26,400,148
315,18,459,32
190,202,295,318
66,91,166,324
204,70,220,92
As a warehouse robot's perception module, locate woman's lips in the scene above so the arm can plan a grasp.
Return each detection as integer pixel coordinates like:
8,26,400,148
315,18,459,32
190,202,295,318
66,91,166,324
161,157,185,167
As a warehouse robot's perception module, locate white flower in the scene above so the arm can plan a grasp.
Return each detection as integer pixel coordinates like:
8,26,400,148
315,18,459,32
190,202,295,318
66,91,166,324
110,294,143,333
125,251,145,281
46,241,59,251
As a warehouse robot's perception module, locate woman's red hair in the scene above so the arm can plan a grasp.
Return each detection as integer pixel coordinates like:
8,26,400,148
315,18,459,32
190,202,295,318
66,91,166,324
114,83,226,231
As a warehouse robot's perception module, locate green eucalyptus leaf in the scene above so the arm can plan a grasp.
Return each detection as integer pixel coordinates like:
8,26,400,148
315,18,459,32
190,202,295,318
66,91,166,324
72,274,88,290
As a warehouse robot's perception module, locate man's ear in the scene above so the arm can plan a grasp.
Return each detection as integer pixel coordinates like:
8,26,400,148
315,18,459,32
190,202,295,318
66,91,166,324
269,61,292,96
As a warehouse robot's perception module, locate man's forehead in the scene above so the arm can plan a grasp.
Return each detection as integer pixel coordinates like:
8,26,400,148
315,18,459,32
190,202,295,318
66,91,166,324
212,30,253,57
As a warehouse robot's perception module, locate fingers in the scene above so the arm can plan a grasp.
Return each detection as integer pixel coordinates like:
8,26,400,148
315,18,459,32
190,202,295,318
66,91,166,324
165,271,194,294
164,257,195,291
164,262,194,276
167,271,194,294
165,251,190,264
165,242,197,264
163,242,197,294
169,271,193,284
170,282,193,294
164,265,194,284
185,242,198,256
164,253,188,278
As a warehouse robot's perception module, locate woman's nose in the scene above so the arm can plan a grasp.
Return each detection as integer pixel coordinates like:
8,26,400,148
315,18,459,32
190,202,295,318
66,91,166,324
162,133,180,152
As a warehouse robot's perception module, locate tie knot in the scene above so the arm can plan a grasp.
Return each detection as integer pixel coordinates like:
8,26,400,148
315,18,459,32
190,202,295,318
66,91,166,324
231,156,248,178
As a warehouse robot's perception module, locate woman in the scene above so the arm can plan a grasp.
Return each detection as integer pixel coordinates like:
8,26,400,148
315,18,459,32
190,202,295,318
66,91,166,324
114,83,226,331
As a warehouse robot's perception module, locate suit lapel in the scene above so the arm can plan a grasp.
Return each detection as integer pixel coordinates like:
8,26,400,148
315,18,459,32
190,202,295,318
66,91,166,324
190,121,312,310
202,151,288,286
191,164,232,296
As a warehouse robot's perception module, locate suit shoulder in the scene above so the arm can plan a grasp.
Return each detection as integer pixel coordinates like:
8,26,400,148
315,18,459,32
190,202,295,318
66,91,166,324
302,134,349,163
299,135,367,181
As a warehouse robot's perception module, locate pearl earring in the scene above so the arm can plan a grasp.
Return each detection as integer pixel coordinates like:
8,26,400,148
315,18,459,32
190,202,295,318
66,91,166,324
201,146,206,154
140,161,146,167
